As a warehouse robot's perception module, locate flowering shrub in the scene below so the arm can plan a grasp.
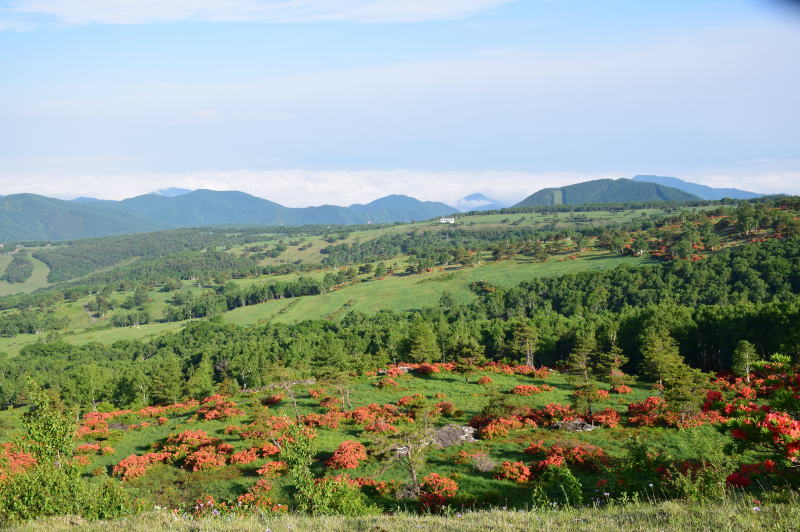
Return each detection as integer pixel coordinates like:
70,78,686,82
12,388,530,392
261,395,284,406
524,440,606,470
75,442,114,455
627,396,669,426
229,447,260,465
525,403,576,426
495,461,531,483
236,479,287,512
477,376,494,385
375,378,398,388
512,385,548,396
435,401,456,416
302,411,347,429
416,364,441,375
726,460,778,488
326,440,368,470
112,452,171,481
185,447,229,471
596,389,610,398
396,394,424,407
320,397,342,411
260,443,281,457
257,461,288,477
590,408,621,428
196,395,244,420
0,443,37,480
612,385,633,394
364,419,399,434
419,473,458,508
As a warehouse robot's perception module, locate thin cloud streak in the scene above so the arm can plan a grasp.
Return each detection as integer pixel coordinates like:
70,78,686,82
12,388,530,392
2,0,518,28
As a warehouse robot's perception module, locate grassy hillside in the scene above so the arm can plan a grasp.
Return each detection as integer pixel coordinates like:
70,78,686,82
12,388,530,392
0,255,51,296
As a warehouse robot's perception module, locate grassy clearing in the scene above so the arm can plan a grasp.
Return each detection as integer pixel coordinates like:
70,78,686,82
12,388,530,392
226,250,657,324
0,256,51,296
9,497,798,531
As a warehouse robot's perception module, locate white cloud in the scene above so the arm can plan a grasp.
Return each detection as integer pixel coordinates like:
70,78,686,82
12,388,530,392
2,0,517,27
1,167,795,208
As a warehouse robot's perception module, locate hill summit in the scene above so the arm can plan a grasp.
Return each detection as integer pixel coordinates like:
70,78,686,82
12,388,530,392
514,178,699,207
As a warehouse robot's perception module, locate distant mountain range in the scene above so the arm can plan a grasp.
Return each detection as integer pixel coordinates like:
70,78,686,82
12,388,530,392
514,178,700,207
455,193,506,212
631,175,762,200
0,191,457,241
0,175,767,241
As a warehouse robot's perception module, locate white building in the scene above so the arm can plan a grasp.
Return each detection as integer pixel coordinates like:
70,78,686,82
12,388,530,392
439,217,456,224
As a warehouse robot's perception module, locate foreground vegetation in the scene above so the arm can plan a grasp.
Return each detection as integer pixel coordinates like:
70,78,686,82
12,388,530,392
10,497,800,532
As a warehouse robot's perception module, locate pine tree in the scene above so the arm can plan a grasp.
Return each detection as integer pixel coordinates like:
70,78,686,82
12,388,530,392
185,355,215,399
565,331,600,419
639,328,684,392
510,318,539,367
404,319,440,363
151,354,183,404
732,340,758,383
596,344,630,389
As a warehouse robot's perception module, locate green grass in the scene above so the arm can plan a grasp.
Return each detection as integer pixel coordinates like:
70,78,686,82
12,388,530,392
0,256,51,296
10,498,800,532
225,250,657,324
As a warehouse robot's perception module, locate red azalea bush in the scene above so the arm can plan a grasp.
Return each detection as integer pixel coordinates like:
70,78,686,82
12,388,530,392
185,447,229,472
416,364,441,375
0,443,37,480
112,452,171,481
612,385,633,394
524,440,606,470
512,385,547,396
196,395,244,420
229,447,260,465
419,473,458,508
590,408,621,428
477,376,494,385
495,461,531,483
326,440,368,470
257,461,288,477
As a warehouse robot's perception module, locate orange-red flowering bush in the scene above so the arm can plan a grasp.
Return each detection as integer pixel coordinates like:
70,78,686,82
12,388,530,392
0,443,36,480
112,452,171,481
477,376,494,385
257,461,288,477
419,473,458,508
326,440,368,470
495,461,531,483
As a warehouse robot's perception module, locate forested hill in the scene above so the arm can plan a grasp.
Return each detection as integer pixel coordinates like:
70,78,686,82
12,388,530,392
515,178,699,207
0,191,456,241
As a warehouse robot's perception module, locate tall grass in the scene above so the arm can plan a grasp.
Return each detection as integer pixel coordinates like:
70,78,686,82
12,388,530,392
8,494,799,531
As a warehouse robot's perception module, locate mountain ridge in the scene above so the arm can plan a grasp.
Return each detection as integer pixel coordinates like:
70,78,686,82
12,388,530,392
514,178,700,207
631,175,763,200
0,190,456,241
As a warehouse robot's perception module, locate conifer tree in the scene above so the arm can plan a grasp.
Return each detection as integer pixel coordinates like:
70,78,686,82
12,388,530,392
732,340,758,383
565,331,600,419
510,318,539,367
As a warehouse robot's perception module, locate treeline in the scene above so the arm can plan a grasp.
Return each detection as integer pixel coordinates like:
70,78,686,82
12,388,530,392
162,269,362,322
0,309,67,337
1,252,34,284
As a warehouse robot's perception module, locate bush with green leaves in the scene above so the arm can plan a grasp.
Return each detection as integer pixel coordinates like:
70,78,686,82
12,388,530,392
531,466,583,508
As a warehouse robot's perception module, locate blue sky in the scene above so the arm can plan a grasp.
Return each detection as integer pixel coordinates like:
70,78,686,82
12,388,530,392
1,0,799,205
